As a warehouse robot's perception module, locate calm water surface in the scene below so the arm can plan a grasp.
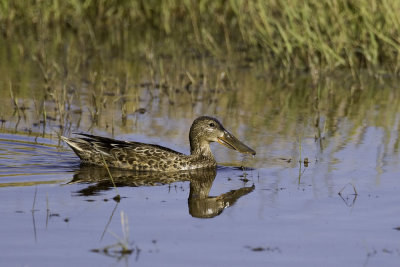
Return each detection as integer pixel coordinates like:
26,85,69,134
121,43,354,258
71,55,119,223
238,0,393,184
1,41,400,266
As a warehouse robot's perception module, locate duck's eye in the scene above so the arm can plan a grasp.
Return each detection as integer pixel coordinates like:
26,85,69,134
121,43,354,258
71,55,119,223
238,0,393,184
209,122,215,128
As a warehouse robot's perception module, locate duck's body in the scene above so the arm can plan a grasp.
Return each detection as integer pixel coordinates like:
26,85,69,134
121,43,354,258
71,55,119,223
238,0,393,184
62,134,216,171
62,116,255,172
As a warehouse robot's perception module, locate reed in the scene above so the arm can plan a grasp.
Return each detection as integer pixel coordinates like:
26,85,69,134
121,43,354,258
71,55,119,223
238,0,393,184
1,0,399,73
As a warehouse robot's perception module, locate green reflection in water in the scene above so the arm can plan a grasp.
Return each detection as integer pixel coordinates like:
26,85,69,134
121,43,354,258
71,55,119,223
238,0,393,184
0,179,66,188
0,31,399,172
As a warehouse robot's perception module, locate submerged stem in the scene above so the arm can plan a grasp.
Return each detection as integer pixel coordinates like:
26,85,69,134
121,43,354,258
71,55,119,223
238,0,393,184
100,153,120,198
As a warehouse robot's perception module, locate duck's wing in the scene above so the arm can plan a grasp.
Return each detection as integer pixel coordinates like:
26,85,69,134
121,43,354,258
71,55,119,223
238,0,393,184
62,134,186,171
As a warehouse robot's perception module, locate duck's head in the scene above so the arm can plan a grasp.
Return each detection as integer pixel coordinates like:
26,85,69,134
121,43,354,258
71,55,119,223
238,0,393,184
189,116,256,157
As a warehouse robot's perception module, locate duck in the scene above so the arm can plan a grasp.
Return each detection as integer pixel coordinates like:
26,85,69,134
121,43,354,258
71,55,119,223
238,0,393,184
61,116,256,172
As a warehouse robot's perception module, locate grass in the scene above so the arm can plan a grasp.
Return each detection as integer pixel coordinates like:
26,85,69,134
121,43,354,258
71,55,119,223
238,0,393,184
1,0,400,74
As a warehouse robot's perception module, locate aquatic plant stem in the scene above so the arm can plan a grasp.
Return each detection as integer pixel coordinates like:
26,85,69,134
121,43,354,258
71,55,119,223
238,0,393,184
100,153,120,199
338,183,358,196
299,135,302,163
31,187,38,212
9,81,20,118
298,135,303,183
100,202,119,241
46,192,49,228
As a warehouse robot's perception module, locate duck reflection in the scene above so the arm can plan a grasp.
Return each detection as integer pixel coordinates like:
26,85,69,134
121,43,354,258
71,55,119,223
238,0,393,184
69,166,254,218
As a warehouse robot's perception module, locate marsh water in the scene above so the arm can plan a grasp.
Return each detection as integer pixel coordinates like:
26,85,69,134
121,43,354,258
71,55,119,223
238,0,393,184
1,35,400,267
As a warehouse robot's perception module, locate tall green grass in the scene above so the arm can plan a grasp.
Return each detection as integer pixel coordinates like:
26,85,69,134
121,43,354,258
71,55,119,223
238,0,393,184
1,0,400,73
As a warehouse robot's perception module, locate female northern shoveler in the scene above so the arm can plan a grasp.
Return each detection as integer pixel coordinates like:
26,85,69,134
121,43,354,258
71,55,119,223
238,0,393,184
61,116,255,172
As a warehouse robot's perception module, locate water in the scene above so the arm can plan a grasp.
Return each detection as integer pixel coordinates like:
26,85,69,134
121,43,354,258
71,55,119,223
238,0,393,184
1,38,400,266
2,117,400,266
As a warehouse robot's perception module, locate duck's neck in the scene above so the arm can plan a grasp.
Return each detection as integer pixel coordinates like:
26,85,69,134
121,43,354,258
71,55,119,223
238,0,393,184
190,137,214,159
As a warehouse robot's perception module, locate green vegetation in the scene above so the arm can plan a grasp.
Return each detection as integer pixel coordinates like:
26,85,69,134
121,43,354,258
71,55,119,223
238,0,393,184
1,0,400,73
1,0,400,164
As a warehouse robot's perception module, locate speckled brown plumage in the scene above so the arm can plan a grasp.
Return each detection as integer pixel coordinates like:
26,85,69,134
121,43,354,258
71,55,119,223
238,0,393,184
62,116,256,171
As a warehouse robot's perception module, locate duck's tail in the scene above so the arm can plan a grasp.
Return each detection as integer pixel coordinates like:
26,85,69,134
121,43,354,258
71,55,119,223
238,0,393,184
61,136,93,161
